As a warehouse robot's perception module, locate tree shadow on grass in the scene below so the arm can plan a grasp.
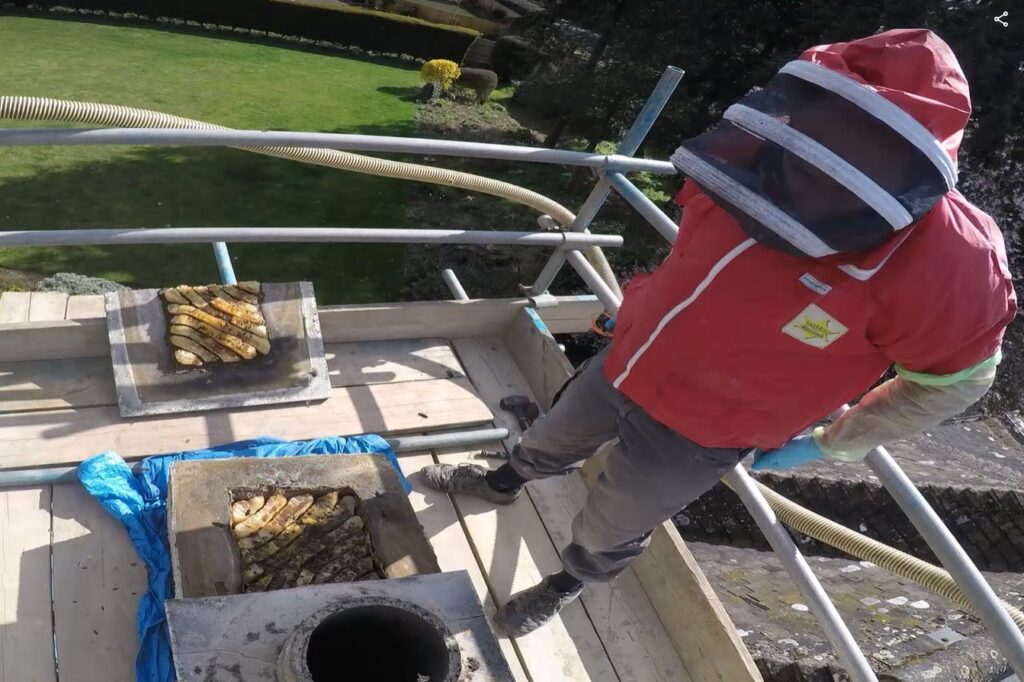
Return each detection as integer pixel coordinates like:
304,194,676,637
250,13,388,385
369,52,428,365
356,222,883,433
0,129,430,304
377,86,422,103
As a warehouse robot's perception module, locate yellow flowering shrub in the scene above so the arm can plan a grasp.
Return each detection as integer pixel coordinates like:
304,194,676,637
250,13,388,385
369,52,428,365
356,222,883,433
420,59,462,90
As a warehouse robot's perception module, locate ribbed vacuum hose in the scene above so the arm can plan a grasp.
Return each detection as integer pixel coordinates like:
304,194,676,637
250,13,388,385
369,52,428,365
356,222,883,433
10,98,1015,636
738,477,1024,631
0,96,622,297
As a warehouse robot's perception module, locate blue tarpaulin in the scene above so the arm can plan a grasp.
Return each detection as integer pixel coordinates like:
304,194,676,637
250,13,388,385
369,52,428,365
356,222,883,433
76,434,406,682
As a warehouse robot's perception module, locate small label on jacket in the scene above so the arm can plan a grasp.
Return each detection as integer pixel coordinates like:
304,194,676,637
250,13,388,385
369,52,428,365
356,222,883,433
799,273,832,295
783,303,848,349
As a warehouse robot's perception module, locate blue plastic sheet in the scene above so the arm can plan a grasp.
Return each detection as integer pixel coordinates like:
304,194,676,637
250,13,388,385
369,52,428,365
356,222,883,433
76,434,405,682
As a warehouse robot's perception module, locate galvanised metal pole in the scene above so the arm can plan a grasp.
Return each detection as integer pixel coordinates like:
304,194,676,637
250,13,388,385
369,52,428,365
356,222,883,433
564,249,623,314
212,241,237,284
724,467,879,682
441,268,470,301
606,172,679,242
825,404,1024,672
0,128,676,175
564,247,876,676
0,227,623,248
617,66,686,158
0,427,511,489
530,175,613,295
865,447,1024,672
529,66,684,295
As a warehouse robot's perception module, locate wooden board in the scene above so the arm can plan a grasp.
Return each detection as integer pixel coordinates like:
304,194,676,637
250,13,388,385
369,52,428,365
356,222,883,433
0,292,31,323
0,319,109,363
28,292,68,322
0,296,601,363
317,296,536,342
398,451,528,681
0,339,465,413
501,309,762,682
0,357,118,413
51,484,147,682
528,295,604,334
317,296,598,343
326,338,464,386
65,295,106,319
455,336,690,681
435,446,619,682
578,452,762,682
502,308,576,411
0,486,57,682
0,377,492,469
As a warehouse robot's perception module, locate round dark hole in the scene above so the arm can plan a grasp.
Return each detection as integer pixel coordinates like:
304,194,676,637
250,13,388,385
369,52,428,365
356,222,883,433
306,604,450,681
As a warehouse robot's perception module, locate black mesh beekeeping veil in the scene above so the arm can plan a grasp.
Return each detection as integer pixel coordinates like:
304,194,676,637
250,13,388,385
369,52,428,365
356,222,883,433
671,60,957,258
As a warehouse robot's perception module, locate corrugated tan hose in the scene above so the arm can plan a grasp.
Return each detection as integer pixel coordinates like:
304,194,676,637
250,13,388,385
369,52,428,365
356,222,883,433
6,97,1017,638
731,477,1024,631
0,95,623,297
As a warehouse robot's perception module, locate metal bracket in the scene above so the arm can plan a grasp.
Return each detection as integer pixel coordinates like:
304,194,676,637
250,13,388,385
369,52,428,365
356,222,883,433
536,214,560,231
528,292,559,309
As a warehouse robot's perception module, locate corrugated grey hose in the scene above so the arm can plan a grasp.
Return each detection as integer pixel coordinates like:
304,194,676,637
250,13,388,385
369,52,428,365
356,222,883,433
0,96,622,298
738,477,1024,631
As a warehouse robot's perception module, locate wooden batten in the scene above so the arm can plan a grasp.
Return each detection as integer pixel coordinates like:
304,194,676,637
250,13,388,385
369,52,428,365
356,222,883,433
0,318,109,362
501,307,576,411
501,308,763,682
317,295,601,342
0,296,601,363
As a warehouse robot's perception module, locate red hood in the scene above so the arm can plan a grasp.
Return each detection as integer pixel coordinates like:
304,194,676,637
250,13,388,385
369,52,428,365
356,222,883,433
799,29,972,164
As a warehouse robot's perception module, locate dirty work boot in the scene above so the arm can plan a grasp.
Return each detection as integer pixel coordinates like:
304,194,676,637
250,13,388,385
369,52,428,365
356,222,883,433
420,463,522,505
494,572,585,636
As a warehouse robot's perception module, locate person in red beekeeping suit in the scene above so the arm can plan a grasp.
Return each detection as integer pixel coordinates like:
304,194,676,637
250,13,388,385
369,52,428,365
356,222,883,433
422,29,1017,635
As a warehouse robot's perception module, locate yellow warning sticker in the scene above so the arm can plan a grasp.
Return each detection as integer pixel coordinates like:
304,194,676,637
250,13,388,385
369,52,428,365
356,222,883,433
782,303,848,349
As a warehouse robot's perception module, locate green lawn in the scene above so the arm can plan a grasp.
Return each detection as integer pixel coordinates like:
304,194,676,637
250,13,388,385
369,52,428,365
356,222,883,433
0,15,421,303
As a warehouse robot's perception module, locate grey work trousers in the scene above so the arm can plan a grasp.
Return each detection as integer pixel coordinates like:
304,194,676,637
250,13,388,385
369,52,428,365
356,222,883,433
508,349,744,582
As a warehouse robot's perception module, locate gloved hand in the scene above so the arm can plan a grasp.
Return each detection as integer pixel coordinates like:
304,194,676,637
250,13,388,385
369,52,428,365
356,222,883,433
751,434,826,471
590,312,615,337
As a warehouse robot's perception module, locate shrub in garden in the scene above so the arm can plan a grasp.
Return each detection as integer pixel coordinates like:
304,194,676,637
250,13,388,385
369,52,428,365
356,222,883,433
491,35,547,82
6,0,479,61
456,67,498,103
420,59,462,92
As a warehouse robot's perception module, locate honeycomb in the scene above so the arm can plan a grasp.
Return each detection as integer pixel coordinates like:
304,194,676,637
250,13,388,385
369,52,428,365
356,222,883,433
230,490,383,592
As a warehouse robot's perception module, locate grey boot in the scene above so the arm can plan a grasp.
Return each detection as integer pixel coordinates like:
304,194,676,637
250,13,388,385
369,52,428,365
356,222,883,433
493,576,584,636
420,463,522,505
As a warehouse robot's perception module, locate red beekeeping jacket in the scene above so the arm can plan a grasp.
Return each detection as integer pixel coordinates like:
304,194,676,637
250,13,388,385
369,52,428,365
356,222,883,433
604,30,1018,450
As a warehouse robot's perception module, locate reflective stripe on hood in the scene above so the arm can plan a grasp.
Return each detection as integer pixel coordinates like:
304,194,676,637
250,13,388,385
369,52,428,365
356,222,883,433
671,29,970,262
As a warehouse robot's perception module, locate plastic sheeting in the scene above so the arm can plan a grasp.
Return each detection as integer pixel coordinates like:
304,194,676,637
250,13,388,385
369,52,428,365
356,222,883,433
76,434,405,682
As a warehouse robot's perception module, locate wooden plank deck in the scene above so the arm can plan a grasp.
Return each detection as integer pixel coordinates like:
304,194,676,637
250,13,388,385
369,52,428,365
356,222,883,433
0,295,702,682
0,376,492,468
64,295,106,320
0,291,30,323
398,451,529,681
0,485,56,682
453,336,690,681
0,340,464,414
27,292,68,322
52,484,147,682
